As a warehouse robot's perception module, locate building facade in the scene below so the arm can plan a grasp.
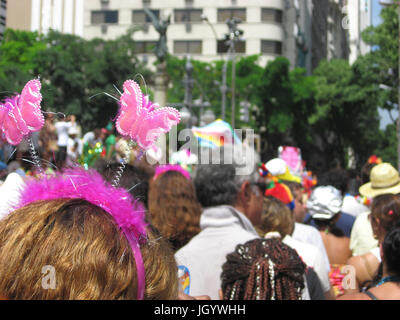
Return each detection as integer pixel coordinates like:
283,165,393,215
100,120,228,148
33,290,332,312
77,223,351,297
311,0,349,71
84,0,290,68
0,0,6,40
6,0,84,37
347,0,372,64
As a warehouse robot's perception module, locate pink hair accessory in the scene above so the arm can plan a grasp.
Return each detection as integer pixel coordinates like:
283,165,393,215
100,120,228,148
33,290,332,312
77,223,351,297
16,167,147,299
115,80,181,150
154,164,191,181
0,79,44,146
389,210,394,216
112,79,180,186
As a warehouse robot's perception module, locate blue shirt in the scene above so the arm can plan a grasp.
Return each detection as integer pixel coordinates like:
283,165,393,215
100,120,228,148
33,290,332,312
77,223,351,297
304,212,356,238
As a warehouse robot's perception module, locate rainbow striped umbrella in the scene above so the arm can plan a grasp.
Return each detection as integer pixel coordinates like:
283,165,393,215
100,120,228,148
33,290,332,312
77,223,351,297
191,119,242,148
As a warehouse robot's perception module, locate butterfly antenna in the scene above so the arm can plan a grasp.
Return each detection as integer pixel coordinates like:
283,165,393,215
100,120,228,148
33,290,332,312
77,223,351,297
88,92,119,102
113,84,122,96
133,73,149,97
6,148,17,164
43,111,66,119
0,91,16,95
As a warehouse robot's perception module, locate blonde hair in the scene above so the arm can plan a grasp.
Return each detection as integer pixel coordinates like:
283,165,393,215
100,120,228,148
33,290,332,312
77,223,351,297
0,199,178,300
257,196,295,238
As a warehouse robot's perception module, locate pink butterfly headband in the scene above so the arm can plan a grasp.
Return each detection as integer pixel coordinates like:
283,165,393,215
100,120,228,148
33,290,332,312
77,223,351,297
115,79,180,151
16,167,148,299
154,164,191,181
0,79,44,173
0,79,44,146
111,79,180,186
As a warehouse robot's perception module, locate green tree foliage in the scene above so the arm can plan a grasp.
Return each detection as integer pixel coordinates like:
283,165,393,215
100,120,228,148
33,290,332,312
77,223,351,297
0,28,151,131
255,57,316,164
166,54,263,130
360,4,399,167
311,59,381,170
0,29,46,74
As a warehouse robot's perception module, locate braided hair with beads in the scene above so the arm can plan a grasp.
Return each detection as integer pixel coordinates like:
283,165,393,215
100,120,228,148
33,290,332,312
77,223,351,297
221,238,306,300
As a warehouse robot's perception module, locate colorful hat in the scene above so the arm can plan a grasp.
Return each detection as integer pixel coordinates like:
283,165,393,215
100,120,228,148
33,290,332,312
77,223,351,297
265,180,295,211
265,158,302,184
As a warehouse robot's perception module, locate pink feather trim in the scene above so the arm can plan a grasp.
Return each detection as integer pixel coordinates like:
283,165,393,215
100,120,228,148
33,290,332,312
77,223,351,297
154,164,191,181
16,168,147,238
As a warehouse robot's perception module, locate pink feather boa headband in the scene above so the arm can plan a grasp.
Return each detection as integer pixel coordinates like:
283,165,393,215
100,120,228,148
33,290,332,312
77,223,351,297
16,167,148,300
154,164,191,181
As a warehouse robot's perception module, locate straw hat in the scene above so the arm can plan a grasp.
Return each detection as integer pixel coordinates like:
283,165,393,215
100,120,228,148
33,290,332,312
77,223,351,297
359,163,400,198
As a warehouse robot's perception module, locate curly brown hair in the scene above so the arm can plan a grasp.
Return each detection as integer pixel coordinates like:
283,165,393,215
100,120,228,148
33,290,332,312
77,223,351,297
148,170,202,251
0,199,178,300
221,238,306,300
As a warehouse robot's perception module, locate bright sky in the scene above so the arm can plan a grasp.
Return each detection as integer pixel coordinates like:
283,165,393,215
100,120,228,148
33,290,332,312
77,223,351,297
372,0,382,25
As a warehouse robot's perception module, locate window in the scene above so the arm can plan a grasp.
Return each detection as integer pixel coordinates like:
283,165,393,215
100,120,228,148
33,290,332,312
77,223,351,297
174,9,202,23
217,8,246,22
0,0,6,10
261,40,282,55
174,41,202,54
132,9,160,24
217,39,246,54
261,8,282,23
91,10,118,24
134,41,157,54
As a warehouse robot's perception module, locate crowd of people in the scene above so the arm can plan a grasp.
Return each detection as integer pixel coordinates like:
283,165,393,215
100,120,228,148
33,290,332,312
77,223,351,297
0,114,399,301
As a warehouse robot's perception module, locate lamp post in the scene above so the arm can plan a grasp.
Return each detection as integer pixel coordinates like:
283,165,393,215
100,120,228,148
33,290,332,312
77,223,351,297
182,56,215,128
379,0,400,170
225,17,243,129
201,14,228,121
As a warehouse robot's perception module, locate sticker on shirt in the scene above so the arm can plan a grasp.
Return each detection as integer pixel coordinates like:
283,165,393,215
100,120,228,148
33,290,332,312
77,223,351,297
178,265,191,295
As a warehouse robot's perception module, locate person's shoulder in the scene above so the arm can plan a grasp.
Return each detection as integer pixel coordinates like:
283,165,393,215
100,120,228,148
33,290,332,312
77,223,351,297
337,292,371,300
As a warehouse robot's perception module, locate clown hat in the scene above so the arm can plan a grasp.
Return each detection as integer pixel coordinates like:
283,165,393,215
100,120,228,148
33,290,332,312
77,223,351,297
265,158,302,184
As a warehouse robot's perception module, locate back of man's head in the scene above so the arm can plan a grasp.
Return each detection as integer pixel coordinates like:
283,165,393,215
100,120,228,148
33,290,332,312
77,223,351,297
193,144,260,208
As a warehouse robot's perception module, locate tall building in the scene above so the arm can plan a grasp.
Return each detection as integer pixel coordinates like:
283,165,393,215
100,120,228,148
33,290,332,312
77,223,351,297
84,0,289,68
311,0,349,71
6,0,84,37
0,0,6,40
347,0,372,64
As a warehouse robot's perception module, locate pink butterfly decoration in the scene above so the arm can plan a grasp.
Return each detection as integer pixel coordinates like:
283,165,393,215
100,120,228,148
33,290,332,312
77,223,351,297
0,79,44,146
115,80,181,150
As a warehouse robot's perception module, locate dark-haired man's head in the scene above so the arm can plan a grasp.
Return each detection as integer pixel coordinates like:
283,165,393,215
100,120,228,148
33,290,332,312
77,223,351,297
94,159,153,209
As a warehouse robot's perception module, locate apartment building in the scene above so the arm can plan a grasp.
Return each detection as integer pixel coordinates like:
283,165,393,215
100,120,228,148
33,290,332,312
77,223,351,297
6,0,84,36
84,0,289,68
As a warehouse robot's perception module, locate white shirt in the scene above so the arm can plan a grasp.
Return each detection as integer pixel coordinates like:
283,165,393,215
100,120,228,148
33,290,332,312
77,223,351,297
292,222,331,273
0,173,25,220
349,211,378,256
283,235,331,294
175,206,259,300
342,195,369,218
55,121,72,147
67,137,82,160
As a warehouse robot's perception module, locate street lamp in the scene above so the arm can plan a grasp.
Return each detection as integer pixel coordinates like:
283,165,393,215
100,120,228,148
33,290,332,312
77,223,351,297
180,106,191,125
379,0,400,170
182,55,214,128
239,99,251,123
201,109,216,125
201,14,228,121
224,17,244,129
